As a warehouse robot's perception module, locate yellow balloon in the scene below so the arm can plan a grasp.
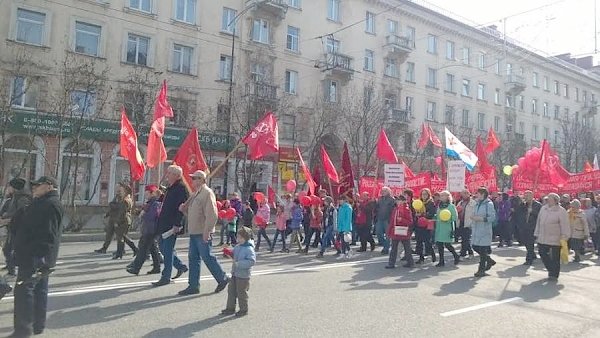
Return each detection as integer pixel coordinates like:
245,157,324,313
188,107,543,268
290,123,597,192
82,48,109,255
412,199,424,211
503,165,513,176
439,209,452,222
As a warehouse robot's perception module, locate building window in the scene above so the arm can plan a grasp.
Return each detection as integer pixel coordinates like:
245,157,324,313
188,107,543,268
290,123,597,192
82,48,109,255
327,0,340,21
563,84,569,98
216,104,230,132
365,11,375,34
406,26,415,47
384,58,398,78
583,90,588,105
174,0,196,24
543,102,549,117
70,90,97,117
75,21,101,56
518,95,524,110
446,73,454,92
326,80,338,103
61,141,96,203
252,19,269,44
494,89,500,105
16,8,46,45
364,49,374,72
446,41,455,60
172,44,193,74
286,26,299,51
126,33,149,66
462,47,470,65
284,70,297,94
427,34,437,54
553,80,559,95
250,63,266,82
219,55,232,81
326,36,340,53
427,68,437,88
532,72,538,87
384,94,397,110
477,83,485,100
426,101,437,121
518,121,525,134
169,98,191,126
364,87,374,108
280,114,296,140
531,99,537,114
494,116,501,132
495,59,501,75
532,125,538,140
553,105,560,119
287,0,301,9
478,53,486,70
221,7,237,34
129,0,151,12
477,112,485,131
576,87,580,101
405,96,414,114
505,94,513,107
554,130,560,144
506,63,512,75
387,19,398,34
462,79,470,96
406,62,415,82
461,109,469,127
11,76,38,109
543,76,548,91
445,106,454,125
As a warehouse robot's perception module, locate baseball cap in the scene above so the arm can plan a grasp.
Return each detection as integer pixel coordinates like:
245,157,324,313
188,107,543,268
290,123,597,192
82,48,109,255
30,176,58,187
189,170,207,180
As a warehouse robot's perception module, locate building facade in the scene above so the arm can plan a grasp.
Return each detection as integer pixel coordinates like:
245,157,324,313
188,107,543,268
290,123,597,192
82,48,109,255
1,0,599,206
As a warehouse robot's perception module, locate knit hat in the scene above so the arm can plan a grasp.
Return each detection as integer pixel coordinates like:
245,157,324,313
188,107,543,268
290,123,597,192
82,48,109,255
9,178,26,191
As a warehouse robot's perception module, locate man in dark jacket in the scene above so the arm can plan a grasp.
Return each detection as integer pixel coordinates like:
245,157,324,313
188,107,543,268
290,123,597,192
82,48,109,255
374,187,396,255
0,178,32,275
152,165,190,287
11,176,63,337
516,190,541,265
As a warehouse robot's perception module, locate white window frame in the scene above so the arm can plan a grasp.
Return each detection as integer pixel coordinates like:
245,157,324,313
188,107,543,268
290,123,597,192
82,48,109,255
58,139,101,205
543,102,549,117
385,58,398,78
327,0,341,22
387,19,398,34
285,70,298,95
518,95,524,110
532,99,538,113
171,42,195,75
462,79,470,96
13,7,50,46
446,41,455,60
70,89,97,117
287,0,301,9
252,19,270,44
406,26,416,47
495,59,501,75
73,20,102,57
221,7,237,34
532,72,539,87
364,49,374,72
446,73,454,92
10,76,37,109
494,89,500,105
478,53,486,70
554,80,559,95
406,62,415,82
219,55,232,81
461,109,469,127
427,68,437,88
532,125,539,140
426,101,437,121
128,0,152,13
427,34,437,54
326,80,338,103
477,83,485,100
477,112,485,131
286,26,299,52
462,47,470,65
173,0,197,24
494,116,501,132
126,33,150,66
365,11,375,34
405,96,414,114
543,76,549,91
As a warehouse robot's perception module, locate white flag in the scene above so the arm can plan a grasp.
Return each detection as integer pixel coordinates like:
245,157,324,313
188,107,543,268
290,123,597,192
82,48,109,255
594,154,599,170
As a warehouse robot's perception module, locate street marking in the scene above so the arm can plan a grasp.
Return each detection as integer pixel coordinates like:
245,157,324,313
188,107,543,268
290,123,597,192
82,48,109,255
0,257,388,301
440,297,522,317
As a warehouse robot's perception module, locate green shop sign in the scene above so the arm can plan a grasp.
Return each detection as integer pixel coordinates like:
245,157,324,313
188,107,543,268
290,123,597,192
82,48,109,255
6,110,231,151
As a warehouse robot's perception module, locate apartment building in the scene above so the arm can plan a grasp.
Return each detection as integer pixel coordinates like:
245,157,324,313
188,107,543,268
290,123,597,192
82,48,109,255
1,0,599,206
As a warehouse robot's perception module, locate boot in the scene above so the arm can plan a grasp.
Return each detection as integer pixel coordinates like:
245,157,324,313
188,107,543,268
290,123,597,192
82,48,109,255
474,258,488,277
112,242,125,260
94,248,107,253
485,257,496,271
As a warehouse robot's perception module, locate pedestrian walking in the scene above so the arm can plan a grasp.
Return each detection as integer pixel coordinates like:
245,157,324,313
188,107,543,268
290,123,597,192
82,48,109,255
457,189,475,259
471,187,497,277
337,195,353,258
374,187,396,255
289,199,304,253
241,202,254,228
152,165,190,287
270,205,288,253
355,192,376,252
386,195,414,268
415,189,437,264
303,204,322,254
497,193,513,247
11,176,64,337
516,191,542,265
100,182,138,259
254,200,271,252
126,185,162,275
582,198,599,253
221,226,256,318
567,199,589,263
178,170,229,295
317,197,338,258
434,191,460,267
535,193,570,281
0,178,31,276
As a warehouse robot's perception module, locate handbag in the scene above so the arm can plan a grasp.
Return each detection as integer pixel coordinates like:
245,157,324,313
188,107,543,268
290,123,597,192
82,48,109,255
394,226,409,236
417,217,435,229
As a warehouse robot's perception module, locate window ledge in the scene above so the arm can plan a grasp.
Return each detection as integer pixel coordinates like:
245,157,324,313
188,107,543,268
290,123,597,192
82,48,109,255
79,0,110,8
10,105,36,111
363,69,375,74
215,79,234,84
219,31,239,38
171,19,200,31
365,31,376,36
120,61,154,69
461,94,472,99
284,91,298,96
494,103,502,106
167,69,197,78
444,90,456,95
326,18,342,25
384,74,400,79
425,85,439,91
477,99,487,103
6,39,51,51
123,7,158,19
68,50,107,61
405,80,416,85
285,49,301,55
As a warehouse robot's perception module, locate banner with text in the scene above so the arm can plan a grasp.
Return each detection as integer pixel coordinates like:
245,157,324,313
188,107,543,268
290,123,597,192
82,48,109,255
384,164,405,187
447,160,466,192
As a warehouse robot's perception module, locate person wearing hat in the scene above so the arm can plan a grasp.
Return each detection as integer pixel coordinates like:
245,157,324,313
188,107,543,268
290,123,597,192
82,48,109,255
177,170,229,295
11,176,63,337
0,178,32,276
126,185,162,275
95,182,138,259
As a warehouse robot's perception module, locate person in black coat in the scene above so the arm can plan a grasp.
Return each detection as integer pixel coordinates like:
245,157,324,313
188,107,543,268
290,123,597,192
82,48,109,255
11,176,64,337
515,190,542,265
0,178,32,276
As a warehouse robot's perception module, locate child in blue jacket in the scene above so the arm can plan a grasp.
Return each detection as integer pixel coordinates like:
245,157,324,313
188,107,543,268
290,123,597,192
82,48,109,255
337,195,354,258
221,226,256,317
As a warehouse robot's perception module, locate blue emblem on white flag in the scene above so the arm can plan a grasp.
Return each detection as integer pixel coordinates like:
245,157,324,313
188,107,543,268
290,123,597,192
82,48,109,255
444,128,478,171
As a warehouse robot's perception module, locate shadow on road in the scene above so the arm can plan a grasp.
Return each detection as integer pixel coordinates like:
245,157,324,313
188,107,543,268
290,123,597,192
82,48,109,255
434,276,477,296
142,314,239,338
501,279,564,303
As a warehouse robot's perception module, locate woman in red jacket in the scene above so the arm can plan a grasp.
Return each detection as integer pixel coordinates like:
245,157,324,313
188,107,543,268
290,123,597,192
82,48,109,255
386,195,414,268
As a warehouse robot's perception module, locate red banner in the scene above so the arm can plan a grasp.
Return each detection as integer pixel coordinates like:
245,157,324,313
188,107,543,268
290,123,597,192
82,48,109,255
512,173,559,197
431,178,446,193
466,170,498,193
513,171,600,197
358,177,404,197
405,173,431,194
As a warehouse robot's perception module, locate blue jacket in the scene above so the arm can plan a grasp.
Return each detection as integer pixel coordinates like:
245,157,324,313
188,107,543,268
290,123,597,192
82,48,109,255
232,240,256,278
337,202,353,233
157,180,189,234
141,197,161,236
472,199,496,246
289,205,303,230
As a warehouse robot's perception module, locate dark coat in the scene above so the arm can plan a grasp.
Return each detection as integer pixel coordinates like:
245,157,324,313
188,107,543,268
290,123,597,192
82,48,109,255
2,191,32,236
14,190,64,268
157,180,189,234
515,200,542,236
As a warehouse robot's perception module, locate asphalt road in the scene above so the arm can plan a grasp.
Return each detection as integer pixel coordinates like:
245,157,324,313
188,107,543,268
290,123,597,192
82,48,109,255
2,238,600,338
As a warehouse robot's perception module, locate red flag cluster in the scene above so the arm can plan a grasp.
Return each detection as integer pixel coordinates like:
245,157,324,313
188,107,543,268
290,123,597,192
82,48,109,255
242,112,279,160
173,128,208,186
417,123,442,149
320,145,339,184
376,129,398,164
146,80,173,169
120,108,145,181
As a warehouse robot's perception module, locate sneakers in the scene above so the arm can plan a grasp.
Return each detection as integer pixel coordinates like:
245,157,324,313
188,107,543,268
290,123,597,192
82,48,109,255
215,277,230,293
172,266,188,280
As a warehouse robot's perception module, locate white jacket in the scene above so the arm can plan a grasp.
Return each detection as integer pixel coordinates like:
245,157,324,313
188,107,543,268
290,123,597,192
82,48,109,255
461,198,477,228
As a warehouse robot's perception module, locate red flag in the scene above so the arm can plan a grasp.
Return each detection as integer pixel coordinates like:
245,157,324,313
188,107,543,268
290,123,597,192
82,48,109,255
475,136,494,178
120,108,145,181
539,140,571,187
296,148,316,194
584,161,594,173
154,80,173,120
427,124,442,147
267,185,277,208
312,167,322,191
242,112,279,160
401,160,414,178
146,117,167,168
172,128,208,186
340,142,355,196
417,123,430,149
376,129,398,163
320,145,340,184
485,127,501,154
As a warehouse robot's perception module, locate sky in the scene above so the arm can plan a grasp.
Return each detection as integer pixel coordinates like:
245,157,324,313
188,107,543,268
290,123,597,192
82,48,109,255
420,0,598,60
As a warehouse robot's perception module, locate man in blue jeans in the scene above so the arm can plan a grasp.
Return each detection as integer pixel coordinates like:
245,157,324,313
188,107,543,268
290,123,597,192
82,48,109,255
375,187,396,255
316,197,338,258
178,170,229,295
152,165,189,287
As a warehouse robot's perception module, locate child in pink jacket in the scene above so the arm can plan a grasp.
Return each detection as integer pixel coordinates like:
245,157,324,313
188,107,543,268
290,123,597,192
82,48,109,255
269,205,288,253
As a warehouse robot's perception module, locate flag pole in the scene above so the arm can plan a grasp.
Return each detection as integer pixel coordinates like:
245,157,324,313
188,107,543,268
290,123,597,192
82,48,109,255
373,159,380,197
208,140,244,179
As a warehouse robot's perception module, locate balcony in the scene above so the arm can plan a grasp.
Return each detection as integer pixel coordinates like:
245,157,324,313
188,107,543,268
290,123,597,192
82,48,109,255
321,52,354,80
245,81,278,102
246,0,288,20
388,108,410,124
505,74,526,95
384,34,413,61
